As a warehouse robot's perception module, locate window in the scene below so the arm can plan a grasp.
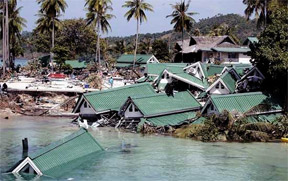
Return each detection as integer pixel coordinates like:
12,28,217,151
221,83,225,89
84,102,87,108
210,104,214,111
162,74,165,79
129,105,133,112
228,53,238,59
166,73,170,79
216,83,220,89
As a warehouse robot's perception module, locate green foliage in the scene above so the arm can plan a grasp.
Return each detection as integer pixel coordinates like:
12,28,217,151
151,40,170,62
122,0,153,23
248,6,288,109
52,45,69,70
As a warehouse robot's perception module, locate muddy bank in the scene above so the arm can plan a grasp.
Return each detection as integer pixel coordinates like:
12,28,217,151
0,92,77,116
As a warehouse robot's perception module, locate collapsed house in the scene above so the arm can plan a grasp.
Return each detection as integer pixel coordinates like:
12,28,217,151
174,35,252,64
118,91,201,129
73,83,156,123
201,92,283,122
9,128,104,178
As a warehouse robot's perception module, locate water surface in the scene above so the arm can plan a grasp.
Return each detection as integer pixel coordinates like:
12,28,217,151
0,116,287,181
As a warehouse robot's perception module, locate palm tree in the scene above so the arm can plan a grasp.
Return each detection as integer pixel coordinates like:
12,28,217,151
243,0,287,28
208,23,240,44
37,0,67,69
166,0,197,62
85,0,114,64
122,0,153,70
0,0,26,68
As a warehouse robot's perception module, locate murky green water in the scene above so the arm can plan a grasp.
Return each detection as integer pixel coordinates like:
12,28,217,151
0,116,287,181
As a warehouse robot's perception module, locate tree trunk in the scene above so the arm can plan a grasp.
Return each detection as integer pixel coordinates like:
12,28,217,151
2,2,6,77
181,28,184,63
51,18,55,71
133,18,139,71
96,19,101,64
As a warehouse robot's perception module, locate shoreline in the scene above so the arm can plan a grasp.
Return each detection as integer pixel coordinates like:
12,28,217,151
1,110,286,143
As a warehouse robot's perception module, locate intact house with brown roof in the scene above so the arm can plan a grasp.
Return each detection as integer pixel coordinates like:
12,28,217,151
174,35,252,64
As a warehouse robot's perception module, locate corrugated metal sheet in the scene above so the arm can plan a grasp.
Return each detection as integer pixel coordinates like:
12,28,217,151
220,71,236,93
65,60,87,69
117,54,153,64
144,111,197,126
244,113,283,123
131,91,201,117
146,63,187,75
210,92,282,113
30,128,103,176
84,83,156,112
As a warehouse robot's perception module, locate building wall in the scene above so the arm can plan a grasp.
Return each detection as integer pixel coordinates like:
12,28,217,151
238,53,251,64
124,104,143,119
80,100,95,114
206,103,218,114
185,64,204,79
208,82,230,95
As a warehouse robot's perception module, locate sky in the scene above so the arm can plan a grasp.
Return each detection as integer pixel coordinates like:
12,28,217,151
18,0,247,37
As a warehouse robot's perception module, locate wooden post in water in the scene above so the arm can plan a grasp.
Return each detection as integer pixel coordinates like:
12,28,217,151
22,138,29,158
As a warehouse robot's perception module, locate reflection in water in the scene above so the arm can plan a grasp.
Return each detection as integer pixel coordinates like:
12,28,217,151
0,116,287,181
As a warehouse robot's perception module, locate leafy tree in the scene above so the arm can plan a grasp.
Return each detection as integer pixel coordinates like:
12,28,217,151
248,6,288,110
122,0,153,70
0,0,26,68
37,0,67,68
137,38,152,54
58,19,97,59
166,0,197,62
52,45,70,70
152,40,170,62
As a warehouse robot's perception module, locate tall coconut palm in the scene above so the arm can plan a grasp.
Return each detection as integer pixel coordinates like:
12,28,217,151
166,0,197,62
0,0,26,68
243,0,287,28
122,0,153,70
85,0,114,64
37,0,67,69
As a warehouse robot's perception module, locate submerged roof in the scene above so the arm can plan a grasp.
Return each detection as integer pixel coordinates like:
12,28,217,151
117,54,154,64
130,91,201,117
205,92,282,114
84,83,156,113
65,60,87,69
29,128,103,177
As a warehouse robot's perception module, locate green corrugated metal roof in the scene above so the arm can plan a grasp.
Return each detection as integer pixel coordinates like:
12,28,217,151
248,37,259,43
143,111,197,126
212,47,251,53
244,113,283,123
30,128,103,176
117,54,153,64
115,63,134,68
84,83,156,113
220,71,236,93
210,92,282,113
173,72,210,89
146,63,187,75
131,91,201,117
65,60,87,69
206,64,226,76
136,75,157,83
